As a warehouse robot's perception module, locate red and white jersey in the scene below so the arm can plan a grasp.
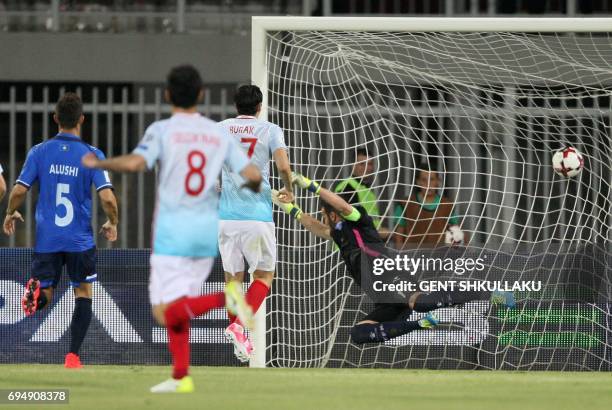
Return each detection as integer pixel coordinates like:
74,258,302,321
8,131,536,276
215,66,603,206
218,115,287,222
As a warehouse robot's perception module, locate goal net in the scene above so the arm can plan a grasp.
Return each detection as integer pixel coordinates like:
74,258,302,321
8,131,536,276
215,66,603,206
256,18,612,370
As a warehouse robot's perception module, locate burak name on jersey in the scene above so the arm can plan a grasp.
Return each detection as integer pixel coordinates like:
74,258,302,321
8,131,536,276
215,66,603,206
229,125,255,135
49,164,79,177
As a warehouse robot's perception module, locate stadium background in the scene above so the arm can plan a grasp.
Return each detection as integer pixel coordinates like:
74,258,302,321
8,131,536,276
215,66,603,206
0,1,611,371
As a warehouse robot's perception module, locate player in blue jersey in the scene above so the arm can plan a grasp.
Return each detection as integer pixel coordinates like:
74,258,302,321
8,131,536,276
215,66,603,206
0,162,6,201
3,93,119,369
218,85,294,362
82,65,263,393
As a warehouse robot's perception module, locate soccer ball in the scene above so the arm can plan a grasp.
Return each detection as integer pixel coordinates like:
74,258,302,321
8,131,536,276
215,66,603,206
444,225,465,246
552,147,584,178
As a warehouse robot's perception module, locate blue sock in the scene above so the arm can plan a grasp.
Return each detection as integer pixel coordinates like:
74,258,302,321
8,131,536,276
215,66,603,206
350,321,422,344
69,298,93,355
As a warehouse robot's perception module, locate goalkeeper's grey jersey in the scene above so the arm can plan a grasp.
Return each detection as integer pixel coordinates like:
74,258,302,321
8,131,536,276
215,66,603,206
219,115,287,222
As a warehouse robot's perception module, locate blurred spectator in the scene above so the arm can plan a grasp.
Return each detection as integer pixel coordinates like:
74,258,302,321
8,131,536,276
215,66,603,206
334,148,381,228
394,164,465,249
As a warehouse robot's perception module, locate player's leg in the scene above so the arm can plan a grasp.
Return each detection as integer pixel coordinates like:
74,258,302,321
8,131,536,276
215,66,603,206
224,268,271,363
149,255,252,393
350,304,439,344
225,221,275,361
408,289,516,312
241,221,275,321
22,252,62,316
222,270,254,362
218,220,246,323
224,271,245,323
65,248,97,369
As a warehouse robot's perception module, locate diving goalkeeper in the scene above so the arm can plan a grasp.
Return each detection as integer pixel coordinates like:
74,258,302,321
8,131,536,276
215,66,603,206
273,174,516,345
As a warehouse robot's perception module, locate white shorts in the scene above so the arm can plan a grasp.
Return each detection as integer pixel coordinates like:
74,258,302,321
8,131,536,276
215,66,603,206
149,254,214,305
218,220,276,275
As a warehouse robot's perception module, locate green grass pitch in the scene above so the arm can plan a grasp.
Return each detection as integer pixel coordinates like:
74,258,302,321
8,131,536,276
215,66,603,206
1,365,611,410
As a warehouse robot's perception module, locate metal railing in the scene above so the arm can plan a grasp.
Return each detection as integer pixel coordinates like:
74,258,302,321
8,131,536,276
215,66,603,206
0,0,303,33
2,1,611,34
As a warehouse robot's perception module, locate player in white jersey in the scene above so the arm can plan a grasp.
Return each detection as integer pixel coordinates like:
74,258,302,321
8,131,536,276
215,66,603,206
0,162,6,202
218,85,294,362
83,66,262,393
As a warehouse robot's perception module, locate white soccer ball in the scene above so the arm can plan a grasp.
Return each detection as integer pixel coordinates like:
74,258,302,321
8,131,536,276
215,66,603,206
444,225,464,246
552,147,584,178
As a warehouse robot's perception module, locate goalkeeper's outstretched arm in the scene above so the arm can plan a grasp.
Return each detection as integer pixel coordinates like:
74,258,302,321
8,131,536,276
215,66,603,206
271,190,331,240
292,173,354,217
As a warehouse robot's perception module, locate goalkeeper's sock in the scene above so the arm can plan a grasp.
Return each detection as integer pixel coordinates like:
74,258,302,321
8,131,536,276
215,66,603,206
350,321,422,344
69,297,92,354
412,291,485,312
165,293,226,327
166,318,190,380
233,280,270,326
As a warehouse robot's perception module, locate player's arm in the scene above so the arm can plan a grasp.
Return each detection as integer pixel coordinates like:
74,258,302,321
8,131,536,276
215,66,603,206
3,184,27,235
271,189,331,240
273,148,294,201
98,188,118,242
4,146,39,235
299,213,332,240
240,163,262,193
0,172,6,202
293,173,357,220
82,153,147,173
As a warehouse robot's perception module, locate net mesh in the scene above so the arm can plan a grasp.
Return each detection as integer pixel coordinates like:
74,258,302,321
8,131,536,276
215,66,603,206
265,29,612,370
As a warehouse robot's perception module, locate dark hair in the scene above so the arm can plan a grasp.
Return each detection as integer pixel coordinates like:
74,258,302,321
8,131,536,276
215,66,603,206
55,93,83,129
321,199,337,215
234,85,263,116
355,148,369,159
322,191,355,216
417,162,432,173
166,65,203,108
415,162,442,196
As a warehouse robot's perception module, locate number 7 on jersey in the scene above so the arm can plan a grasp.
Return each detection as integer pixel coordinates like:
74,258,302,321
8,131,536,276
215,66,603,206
241,138,258,158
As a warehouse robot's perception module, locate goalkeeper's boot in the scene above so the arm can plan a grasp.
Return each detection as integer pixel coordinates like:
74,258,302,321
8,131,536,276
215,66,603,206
224,322,254,363
64,353,83,369
225,281,254,329
21,278,41,317
150,376,194,394
490,290,516,309
418,312,440,329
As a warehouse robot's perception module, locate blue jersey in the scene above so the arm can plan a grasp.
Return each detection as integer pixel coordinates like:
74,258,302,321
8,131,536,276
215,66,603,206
17,133,113,253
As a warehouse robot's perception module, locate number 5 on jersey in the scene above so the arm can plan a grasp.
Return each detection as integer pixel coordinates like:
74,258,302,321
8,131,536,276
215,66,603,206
185,150,207,196
55,183,74,227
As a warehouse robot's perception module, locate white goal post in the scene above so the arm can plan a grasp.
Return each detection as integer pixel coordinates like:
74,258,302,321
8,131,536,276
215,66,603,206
250,17,612,369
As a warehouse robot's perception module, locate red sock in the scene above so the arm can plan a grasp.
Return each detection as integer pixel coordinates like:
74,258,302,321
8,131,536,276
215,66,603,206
165,317,189,380
165,292,225,327
233,280,270,326
164,292,225,380
227,311,237,324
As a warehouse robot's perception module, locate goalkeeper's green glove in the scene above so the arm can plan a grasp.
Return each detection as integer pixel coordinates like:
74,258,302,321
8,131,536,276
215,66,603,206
292,172,321,195
272,189,303,220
